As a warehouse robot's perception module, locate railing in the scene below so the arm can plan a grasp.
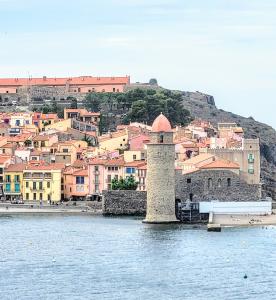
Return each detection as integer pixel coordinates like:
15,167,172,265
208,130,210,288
30,188,45,192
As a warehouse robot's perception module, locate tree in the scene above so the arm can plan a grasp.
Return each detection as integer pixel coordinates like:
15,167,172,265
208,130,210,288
50,99,58,113
82,134,95,146
84,93,101,112
24,139,32,147
68,97,78,109
42,105,50,114
111,176,138,190
129,100,148,122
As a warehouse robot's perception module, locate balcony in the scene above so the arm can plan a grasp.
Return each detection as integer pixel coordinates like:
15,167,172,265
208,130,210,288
30,188,45,192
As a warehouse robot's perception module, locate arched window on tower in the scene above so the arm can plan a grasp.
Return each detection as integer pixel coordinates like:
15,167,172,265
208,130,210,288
227,178,231,187
218,178,222,188
208,178,213,189
159,134,164,143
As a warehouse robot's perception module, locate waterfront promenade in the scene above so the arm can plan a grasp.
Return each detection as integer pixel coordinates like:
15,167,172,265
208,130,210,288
0,202,102,215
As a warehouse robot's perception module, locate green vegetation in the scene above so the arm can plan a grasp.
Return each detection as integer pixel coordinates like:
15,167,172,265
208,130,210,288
84,88,192,126
68,96,78,109
81,133,95,147
111,176,138,190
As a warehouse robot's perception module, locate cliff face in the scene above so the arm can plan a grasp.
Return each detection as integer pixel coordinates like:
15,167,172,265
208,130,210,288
182,91,276,200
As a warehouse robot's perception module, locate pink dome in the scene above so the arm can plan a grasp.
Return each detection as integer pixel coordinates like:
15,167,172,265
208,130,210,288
151,113,172,132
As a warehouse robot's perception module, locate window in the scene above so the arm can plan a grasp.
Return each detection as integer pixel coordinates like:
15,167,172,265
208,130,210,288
126,167,135,174
48,194,51,201
0,168,3,174
63,156,66,160
189,193,193,201
159,134,164,143
63,148,69,153
187,178,191,183
95,166,99,172
248,165,254,174
14,175,20,182
39,182,43,190
26,182,29,188
107,175,112,183
218,179,222,188
39,193,43,201
95,184,99,193
113,88,116,92
76,176,84,184
5,175,11,182
33,193,36,200
227,178,231,187
208,178,213,189
26,193,29,201
15,183,20,193
33,182,36,190
5,183,11,192
133,155,137,160
95,175,99,184
41,141,45,147
47,182,50,188
248,153,254,163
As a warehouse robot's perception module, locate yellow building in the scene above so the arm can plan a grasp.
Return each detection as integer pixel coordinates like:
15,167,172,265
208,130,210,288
22,164,64,203
51,140,88,165
32,134,58,151
98,129,128,154
4,164,26,201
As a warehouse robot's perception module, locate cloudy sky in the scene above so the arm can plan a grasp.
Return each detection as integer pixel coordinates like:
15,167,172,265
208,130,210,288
0,0,275,128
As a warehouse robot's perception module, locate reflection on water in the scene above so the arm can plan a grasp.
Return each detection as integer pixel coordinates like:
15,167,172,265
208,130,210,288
0,215,276,300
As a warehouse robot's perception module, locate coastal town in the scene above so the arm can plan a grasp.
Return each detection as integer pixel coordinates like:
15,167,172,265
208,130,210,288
0,75,273,227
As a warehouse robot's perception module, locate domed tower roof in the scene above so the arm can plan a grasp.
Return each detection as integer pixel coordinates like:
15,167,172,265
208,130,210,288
151,113,172,132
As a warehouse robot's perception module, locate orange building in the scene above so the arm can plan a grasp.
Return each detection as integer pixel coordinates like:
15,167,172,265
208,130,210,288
0,76,130,94
63,166,89,201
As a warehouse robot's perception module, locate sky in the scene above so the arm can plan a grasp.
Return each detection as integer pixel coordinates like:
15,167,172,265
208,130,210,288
0,0,275,129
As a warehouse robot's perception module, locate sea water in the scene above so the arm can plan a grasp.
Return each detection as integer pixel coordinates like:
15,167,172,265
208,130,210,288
0,215,275,300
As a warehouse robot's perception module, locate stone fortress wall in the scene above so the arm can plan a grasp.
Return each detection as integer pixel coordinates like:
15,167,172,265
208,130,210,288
103,168,261,215
0,86,86,106
102,190,146,215
175,169,261,202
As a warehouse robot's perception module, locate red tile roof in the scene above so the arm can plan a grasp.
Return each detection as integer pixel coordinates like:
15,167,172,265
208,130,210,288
72,169,88,176
0,155,11,164
124,160,146,167
5,163,27,172
89,157,125,166
0,76,130,87
200,159,240,170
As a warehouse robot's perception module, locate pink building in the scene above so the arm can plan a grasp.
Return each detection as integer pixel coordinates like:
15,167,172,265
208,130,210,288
88,157,125,195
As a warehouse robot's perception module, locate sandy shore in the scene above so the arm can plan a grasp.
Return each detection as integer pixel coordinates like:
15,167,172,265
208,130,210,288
213,213,276,227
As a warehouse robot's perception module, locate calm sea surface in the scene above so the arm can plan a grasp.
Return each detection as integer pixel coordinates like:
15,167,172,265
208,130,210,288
0,215,276,300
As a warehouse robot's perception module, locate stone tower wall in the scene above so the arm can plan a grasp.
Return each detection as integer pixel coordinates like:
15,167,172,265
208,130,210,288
145,143,177,222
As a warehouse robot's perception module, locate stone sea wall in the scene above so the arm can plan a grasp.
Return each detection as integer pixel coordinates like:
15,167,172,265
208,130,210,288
102,190,146,215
